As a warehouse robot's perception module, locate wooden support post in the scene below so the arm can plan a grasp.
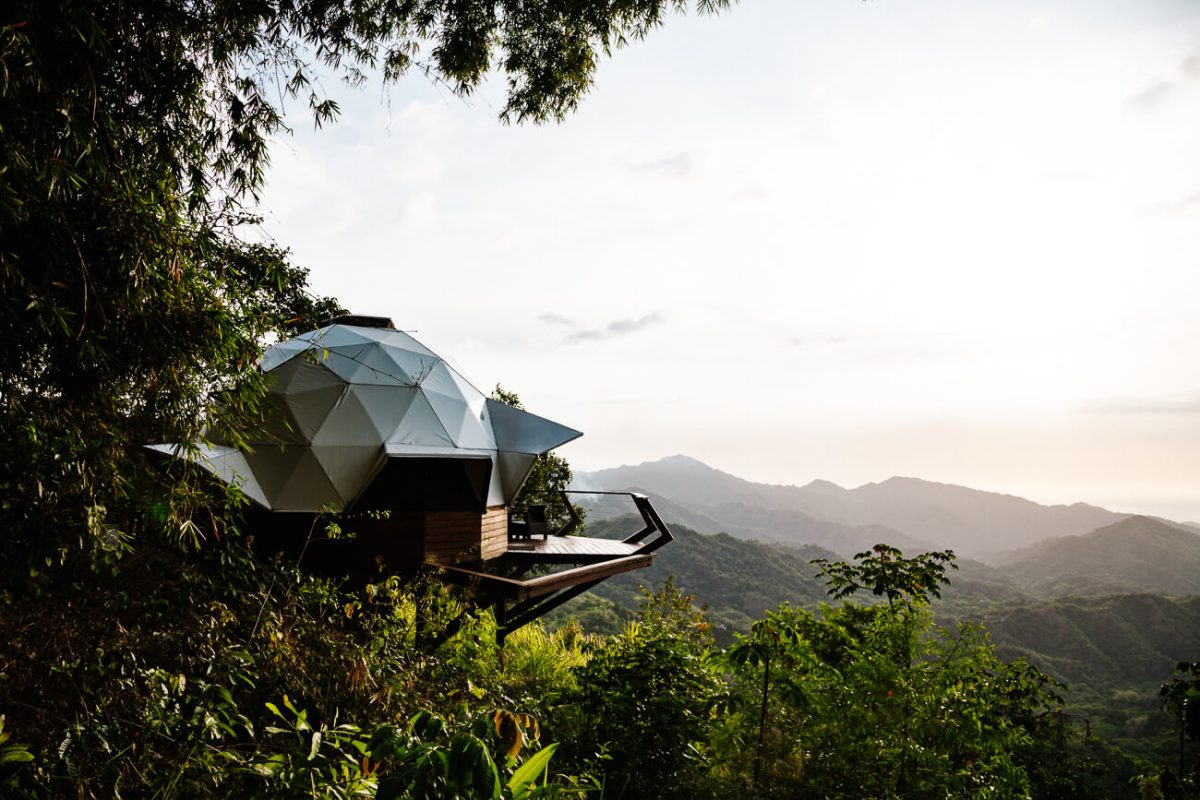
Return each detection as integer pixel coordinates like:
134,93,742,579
495,599,509,647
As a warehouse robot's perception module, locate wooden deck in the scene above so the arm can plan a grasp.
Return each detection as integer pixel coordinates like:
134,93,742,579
432,493,675,646
505,535,641,564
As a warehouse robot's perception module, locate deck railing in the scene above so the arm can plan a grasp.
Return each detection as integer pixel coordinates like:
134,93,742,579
550,490,674,555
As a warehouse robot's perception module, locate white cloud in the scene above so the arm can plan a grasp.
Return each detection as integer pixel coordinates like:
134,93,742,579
630,152,694,179
537,312,575,326
565,313,664,343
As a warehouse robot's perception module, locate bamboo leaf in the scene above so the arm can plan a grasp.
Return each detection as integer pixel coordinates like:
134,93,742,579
507,742,558,798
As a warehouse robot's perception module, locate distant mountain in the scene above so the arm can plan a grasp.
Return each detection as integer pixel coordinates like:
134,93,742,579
579,485,928,556
932,557,1034,609
698,501,931,555
581,487,737,538
558,520,1200,696
826,475,1124,558
997,516,1200,597
575,455,782,508
576,455,1127,560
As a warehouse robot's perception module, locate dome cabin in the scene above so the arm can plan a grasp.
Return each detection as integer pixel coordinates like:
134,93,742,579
153,315,672,641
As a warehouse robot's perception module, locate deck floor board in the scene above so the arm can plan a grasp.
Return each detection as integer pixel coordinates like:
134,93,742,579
506,535,640,561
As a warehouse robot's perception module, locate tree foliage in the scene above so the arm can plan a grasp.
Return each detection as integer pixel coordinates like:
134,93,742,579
1161,661,1200,785
812,543,958,607
0,516,593,796
557,579,722,800
715,602,1059,799
1,0,347,554
0,526,1135,798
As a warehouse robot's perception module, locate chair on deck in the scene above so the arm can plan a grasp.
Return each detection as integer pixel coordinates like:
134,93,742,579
526,505,549,539
508,509,530,539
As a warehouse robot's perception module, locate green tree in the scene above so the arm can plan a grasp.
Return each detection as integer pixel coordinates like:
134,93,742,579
713,546,1067,799
2,3,736,792
811,543,958,608
812,543,957,668
1161,661,1200,789
721,606,820,796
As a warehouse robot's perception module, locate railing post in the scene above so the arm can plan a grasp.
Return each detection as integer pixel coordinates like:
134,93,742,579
552,489,583,537
625,494,674,553
553,490,674,554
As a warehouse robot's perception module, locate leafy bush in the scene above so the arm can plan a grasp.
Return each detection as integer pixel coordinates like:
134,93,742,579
556,580,723,800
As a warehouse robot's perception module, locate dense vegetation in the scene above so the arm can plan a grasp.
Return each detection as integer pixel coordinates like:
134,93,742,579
551,519,1200,795
11,533,1187,798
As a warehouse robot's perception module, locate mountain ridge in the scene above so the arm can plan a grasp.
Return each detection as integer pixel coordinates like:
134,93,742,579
996,515,1200,597
576,455,1129,560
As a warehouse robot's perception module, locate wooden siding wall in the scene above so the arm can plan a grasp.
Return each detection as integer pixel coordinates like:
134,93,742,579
423,507,509,565
480,506,509,561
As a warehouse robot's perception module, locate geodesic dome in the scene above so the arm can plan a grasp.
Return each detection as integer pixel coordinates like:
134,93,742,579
153,320,581,513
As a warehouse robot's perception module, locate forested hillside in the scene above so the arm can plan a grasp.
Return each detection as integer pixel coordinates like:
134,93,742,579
979,594,1200,765
556,518,1034,637
997,516,1200,596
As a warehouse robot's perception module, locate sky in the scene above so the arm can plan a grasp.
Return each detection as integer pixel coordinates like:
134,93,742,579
257,0,1200,521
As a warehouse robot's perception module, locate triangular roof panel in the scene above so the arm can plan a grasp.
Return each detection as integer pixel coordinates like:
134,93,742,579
273,448,343,510
311,443,385,506
391,392,455,448
348,383,420,440
486,398,583,455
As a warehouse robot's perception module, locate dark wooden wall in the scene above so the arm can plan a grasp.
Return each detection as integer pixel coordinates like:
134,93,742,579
247,505,509,579
423,506,508,564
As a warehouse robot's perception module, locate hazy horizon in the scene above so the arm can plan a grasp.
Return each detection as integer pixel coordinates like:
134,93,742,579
258,0,1200,523
575,452,1200,524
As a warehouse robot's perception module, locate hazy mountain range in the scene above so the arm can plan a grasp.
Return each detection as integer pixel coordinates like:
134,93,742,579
575,455,1134,561
578,513,1200,628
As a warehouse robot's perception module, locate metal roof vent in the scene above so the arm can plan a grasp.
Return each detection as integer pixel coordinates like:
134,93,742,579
324,314,395,329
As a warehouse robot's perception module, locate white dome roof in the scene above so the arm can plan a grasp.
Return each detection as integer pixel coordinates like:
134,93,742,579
153,323,581,512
